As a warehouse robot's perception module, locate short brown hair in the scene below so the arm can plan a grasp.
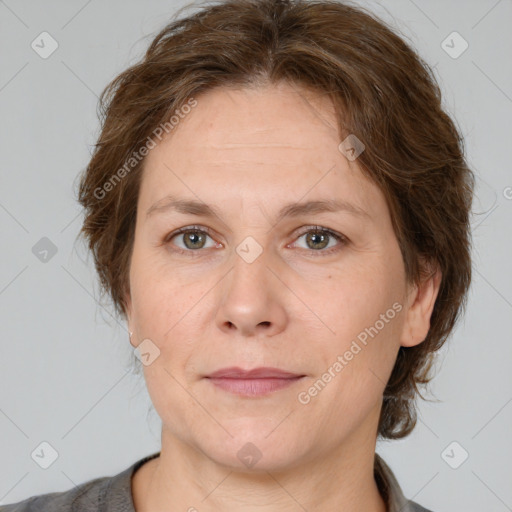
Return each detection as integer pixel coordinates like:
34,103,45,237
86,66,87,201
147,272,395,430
76,0,474,439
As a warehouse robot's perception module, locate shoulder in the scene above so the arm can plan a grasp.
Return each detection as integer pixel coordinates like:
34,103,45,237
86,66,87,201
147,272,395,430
0,452,160,512
0,473,111,512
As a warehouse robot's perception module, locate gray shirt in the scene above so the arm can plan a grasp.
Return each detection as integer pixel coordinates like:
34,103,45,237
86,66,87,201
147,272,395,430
0,452,433,511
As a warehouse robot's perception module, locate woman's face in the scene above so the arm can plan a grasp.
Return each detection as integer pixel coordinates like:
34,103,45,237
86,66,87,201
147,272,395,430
125,81,431,471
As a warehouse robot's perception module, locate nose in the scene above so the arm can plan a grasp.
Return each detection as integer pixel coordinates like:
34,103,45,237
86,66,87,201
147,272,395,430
215,246,288,338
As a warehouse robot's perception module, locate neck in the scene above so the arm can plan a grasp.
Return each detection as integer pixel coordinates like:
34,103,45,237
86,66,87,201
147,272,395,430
132,414,387,512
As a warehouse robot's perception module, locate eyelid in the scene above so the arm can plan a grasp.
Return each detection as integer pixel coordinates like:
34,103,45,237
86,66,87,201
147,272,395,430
164,224,218,243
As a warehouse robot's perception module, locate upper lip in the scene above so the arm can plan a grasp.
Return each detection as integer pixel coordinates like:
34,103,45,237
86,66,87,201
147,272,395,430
206,367,304,379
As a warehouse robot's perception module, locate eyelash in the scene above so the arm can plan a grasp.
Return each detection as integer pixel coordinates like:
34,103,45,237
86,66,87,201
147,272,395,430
163,224,347,257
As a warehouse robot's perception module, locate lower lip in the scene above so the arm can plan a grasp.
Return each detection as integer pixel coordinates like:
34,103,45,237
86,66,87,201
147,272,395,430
207,377,304,397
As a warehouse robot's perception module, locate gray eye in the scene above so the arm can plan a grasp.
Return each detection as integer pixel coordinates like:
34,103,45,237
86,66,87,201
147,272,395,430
171,229,216,250
294,229,342,251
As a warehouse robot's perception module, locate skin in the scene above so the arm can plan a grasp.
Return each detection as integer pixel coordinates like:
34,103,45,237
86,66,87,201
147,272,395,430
125,81,441,512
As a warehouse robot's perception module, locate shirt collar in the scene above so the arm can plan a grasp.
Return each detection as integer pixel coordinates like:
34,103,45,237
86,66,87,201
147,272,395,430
374,452,418,512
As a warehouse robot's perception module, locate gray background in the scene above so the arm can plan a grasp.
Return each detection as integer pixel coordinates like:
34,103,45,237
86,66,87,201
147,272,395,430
0,0,511,510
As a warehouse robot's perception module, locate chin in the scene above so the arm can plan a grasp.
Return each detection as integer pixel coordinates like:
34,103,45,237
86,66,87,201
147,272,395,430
196,425,309,474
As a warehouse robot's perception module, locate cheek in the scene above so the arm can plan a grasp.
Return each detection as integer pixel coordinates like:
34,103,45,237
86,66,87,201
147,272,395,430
300,308,402,432
141,364,196,437
304,263,404,393
306,264,397,339
130,244,197,328
130,277,216,392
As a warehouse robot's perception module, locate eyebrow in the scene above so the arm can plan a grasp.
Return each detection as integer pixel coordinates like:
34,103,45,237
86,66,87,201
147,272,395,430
145,194,371,223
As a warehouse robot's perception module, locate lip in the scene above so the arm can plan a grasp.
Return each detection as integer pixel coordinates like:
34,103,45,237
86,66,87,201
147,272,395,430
205,367,305,397
206,366,303,379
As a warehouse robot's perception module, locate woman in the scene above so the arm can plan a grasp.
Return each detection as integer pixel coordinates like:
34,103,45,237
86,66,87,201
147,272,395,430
1,0,473,511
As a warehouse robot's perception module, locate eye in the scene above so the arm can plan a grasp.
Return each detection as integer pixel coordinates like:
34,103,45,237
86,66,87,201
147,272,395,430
165,225,220,253
290,226,347,255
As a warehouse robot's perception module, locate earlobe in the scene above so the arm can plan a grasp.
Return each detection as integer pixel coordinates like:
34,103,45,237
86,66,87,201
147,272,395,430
400,265,442,348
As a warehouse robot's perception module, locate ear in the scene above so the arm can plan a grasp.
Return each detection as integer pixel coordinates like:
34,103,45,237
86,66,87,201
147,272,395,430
399,263,442,348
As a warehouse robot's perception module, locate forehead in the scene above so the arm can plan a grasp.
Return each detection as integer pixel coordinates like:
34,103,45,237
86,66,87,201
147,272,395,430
174,82,340,150
138,82,384,220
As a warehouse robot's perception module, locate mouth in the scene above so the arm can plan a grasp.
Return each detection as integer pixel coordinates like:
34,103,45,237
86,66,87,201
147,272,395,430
204,367,306,397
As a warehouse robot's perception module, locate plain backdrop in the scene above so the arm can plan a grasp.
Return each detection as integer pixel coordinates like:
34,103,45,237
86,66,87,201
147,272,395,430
1,0,511,510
